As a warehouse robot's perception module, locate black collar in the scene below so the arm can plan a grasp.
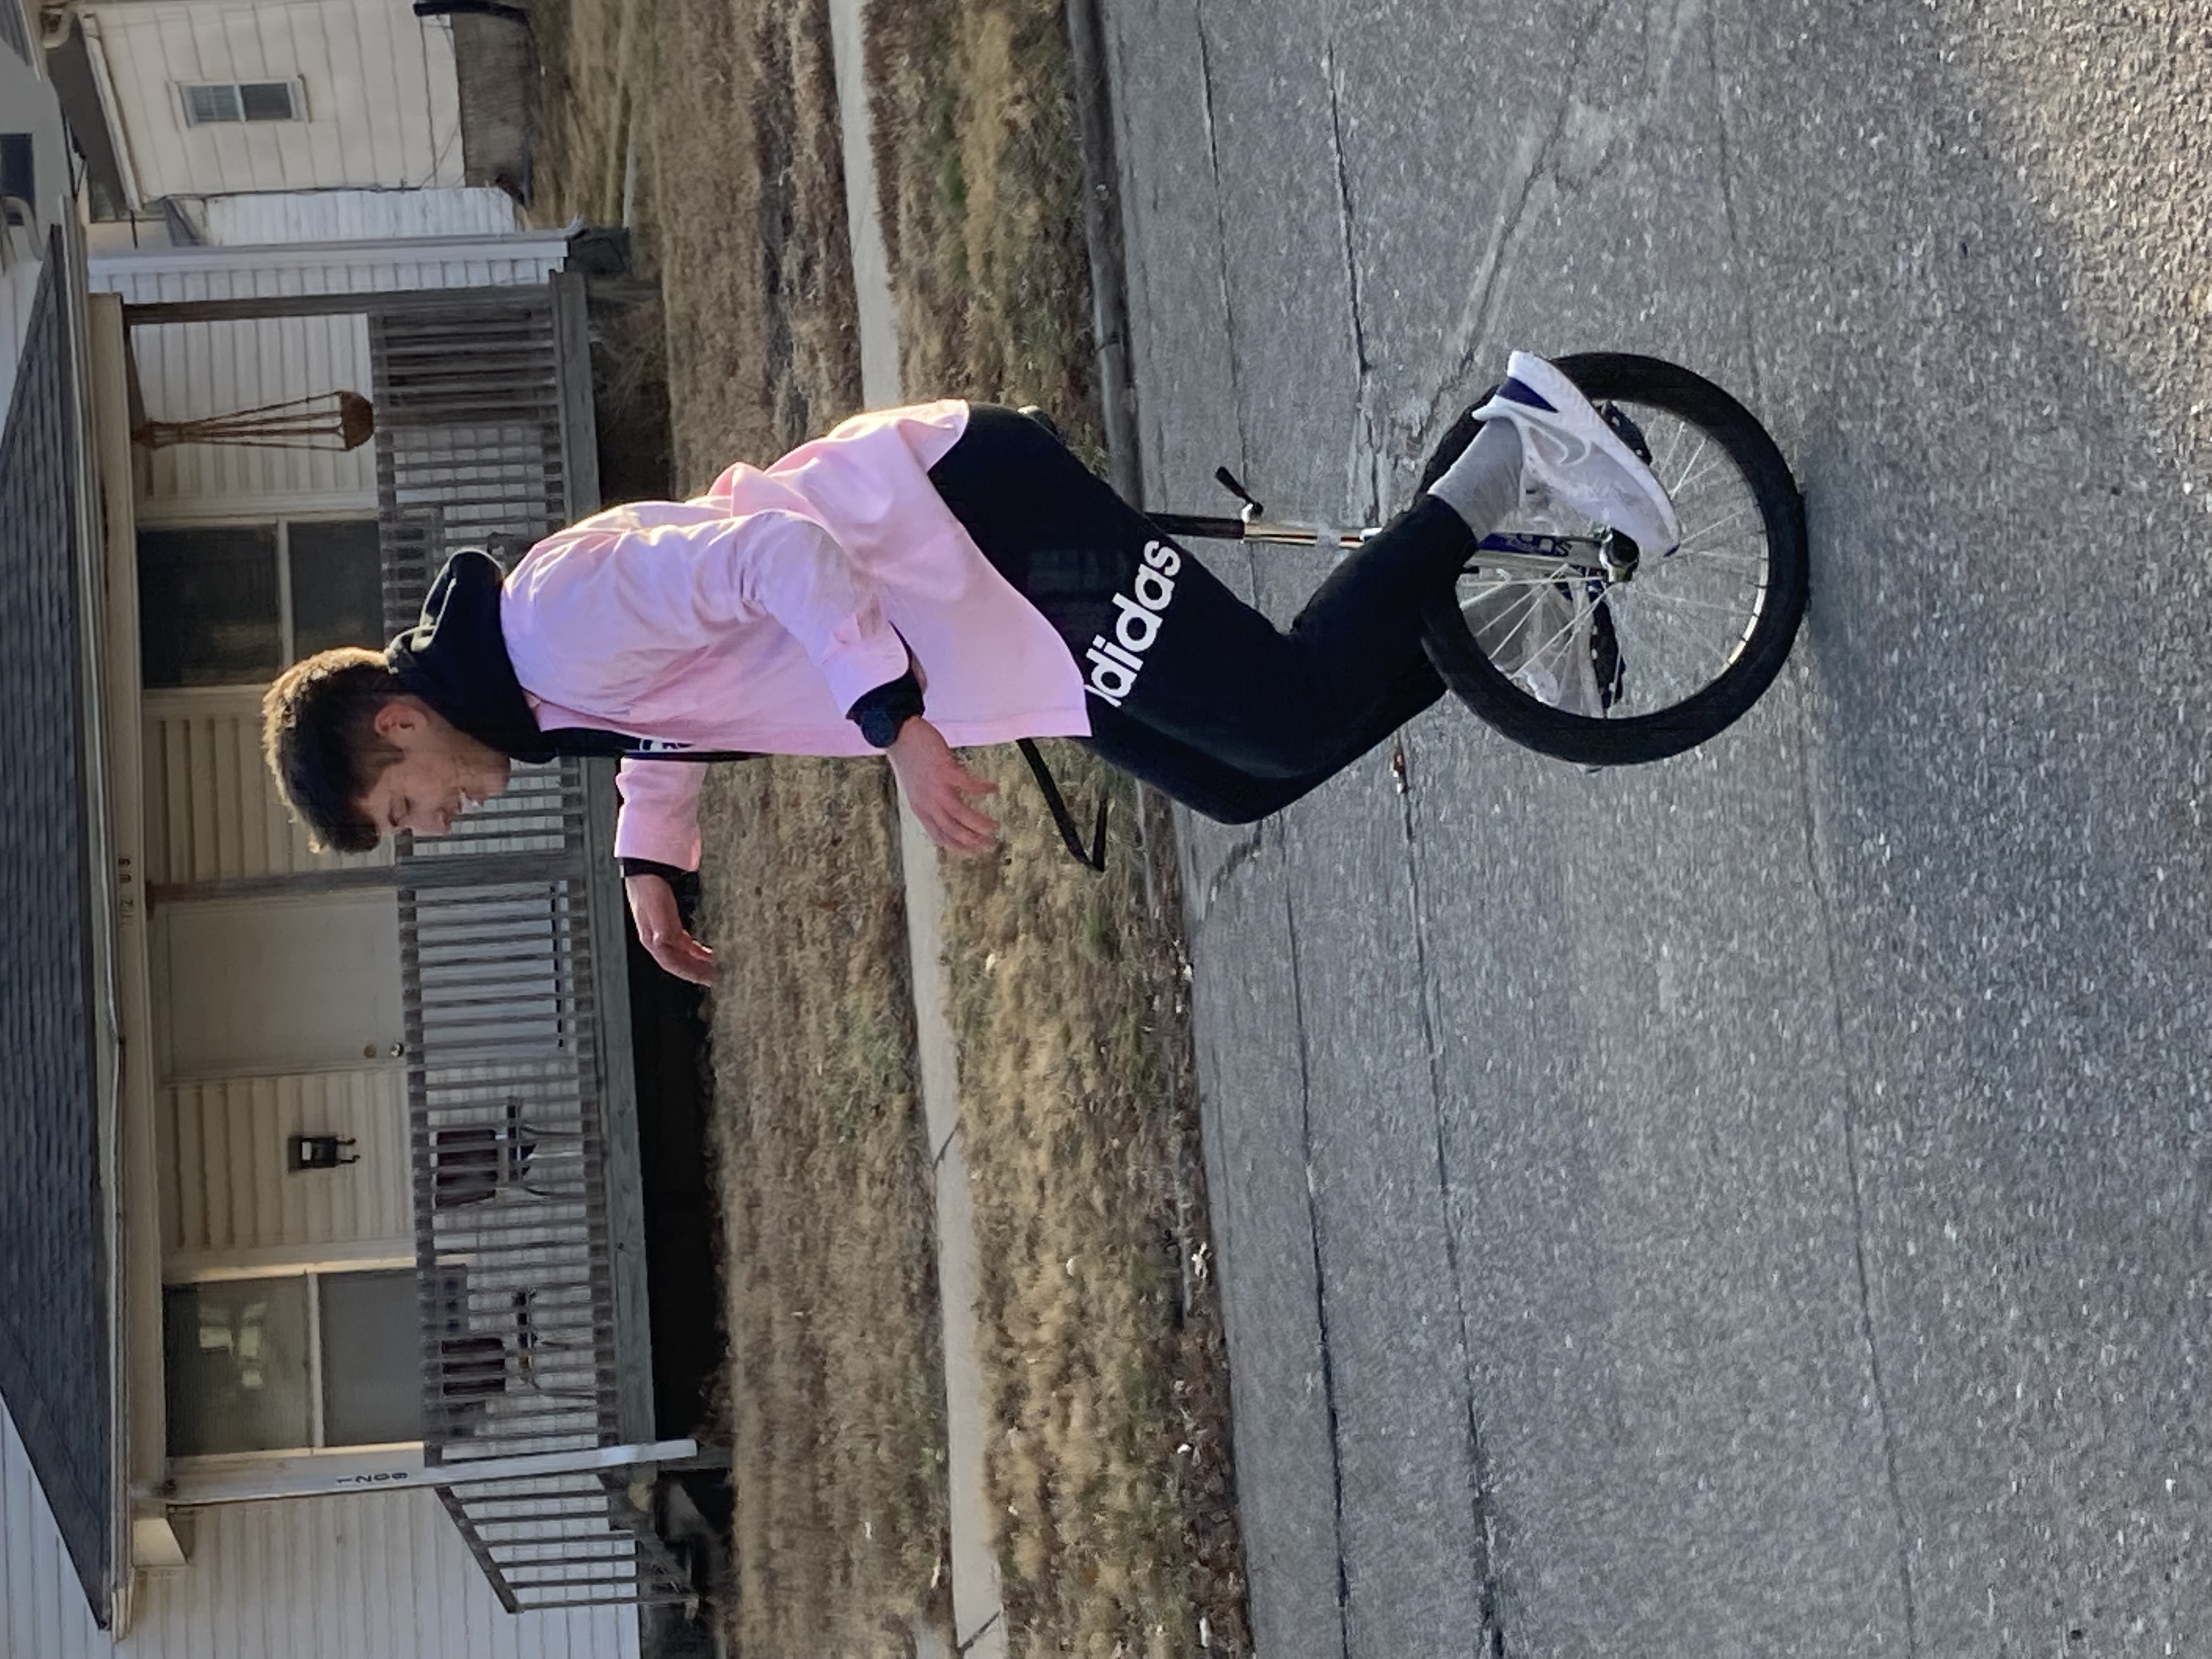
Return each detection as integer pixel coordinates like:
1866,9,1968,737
385,550,559,763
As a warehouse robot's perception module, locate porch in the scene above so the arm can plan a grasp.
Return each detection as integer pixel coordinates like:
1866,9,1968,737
114,272,714,1615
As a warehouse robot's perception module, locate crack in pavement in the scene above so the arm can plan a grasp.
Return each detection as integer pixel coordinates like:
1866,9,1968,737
1424,0,1617,439
1788,697,1925,1659
1196,818,1272,925
1191,0,1254,479
1703,0,1762,409
1279,849,1356,1659
1321,22,1385,522
1396,746,1513,1658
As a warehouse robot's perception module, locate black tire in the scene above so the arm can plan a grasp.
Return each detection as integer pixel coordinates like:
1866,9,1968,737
1419,352,1808,766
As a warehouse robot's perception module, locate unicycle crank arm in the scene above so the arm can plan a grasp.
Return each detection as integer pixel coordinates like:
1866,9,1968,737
1146,515,1372,550
1149,513,1609,575
1147,511,1253,542
1235,518,1362,549
1459,551,1610,581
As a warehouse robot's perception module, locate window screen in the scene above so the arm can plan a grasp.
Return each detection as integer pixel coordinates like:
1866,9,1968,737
182,84,242,125
182,82,299,125
163,1278,313,1457
137,525,282,688
318,1271,423,1446
289,519,385,657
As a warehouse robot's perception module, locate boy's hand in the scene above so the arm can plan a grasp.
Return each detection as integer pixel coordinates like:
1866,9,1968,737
624,872,719,986
887,717,1000,855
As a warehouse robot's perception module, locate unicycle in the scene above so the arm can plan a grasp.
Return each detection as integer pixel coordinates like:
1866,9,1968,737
1147,353,1809,766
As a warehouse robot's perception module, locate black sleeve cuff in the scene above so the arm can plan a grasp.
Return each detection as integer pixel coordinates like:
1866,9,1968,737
846,668,926,749
619,857,693,883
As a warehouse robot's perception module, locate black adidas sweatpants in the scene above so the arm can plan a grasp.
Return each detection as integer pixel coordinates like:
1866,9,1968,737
927,405,1473,823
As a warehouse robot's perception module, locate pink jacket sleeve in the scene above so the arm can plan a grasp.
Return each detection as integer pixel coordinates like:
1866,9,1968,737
693,509,913,707
613,758,707,870
513,507,915,870
511,506,916,876
518,506,913,714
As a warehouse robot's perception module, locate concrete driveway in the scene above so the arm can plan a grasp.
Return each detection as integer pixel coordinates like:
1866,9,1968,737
1096,3,2212,1654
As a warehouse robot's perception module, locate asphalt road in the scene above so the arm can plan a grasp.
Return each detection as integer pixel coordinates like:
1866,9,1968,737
1093,3,2212,1655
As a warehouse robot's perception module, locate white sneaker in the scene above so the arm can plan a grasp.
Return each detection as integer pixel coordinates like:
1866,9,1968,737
1474,352,1681,555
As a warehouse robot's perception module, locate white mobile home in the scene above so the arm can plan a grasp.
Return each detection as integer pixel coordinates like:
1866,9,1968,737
1,16,708,1653
59,0,466,211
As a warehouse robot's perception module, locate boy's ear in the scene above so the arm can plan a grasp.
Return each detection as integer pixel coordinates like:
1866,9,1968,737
370,695,425,743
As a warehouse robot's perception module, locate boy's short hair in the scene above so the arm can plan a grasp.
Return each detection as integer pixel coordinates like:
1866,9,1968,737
262,647,405,854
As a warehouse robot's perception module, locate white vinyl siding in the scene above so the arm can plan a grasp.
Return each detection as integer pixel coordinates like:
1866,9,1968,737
158,1071,412,1265
0,232,46,432
1,1401,107,1659
195,187,518,246
131,311,379,514
80,0,463,205
0,0,30,66
124,1489,644,1658
138,694,409,1291
89,236,571,301
3,1400,641,1657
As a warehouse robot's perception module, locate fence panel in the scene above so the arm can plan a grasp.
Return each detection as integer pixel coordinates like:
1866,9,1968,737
371,291,680,1610
438,1474,696,1614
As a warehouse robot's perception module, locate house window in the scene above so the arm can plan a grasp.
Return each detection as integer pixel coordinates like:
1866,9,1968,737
138,519,384,689
1,133,31,221
180,81,303,126
163,1269,421,1456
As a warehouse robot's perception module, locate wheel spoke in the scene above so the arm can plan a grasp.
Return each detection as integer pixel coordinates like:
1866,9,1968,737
1674,500,1759,548
1668,431,1725,499
1615,589,1760,621
1462,571,1593,590
1520,595,1595,675
1464,552,1595,581
1471,592,1548,670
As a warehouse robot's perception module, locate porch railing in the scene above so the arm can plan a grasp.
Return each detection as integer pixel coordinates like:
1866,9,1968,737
438,1472,697,1615
371,281,685,1610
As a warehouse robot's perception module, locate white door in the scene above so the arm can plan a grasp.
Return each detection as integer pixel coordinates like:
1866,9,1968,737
158,892,405,1081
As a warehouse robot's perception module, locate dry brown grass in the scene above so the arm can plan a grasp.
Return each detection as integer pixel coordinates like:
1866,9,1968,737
528,0,639,227
534,1,1249,1653
696,759,950,1657
939,749,1250,1659
633,0,864,481
866,1,1102,452
535,0,863,477
866,7,1251,1652
534,2,947,1654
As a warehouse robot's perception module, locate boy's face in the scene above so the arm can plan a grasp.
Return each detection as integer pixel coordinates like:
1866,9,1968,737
355,696,514,840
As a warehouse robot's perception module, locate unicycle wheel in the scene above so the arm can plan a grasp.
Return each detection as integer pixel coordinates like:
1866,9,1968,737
1418,352,1808,766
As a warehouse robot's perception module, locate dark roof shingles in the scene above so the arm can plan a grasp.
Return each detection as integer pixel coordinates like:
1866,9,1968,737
0,241,113,1623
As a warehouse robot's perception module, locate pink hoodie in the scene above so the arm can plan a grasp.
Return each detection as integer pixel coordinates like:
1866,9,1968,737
500,400,1091,869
